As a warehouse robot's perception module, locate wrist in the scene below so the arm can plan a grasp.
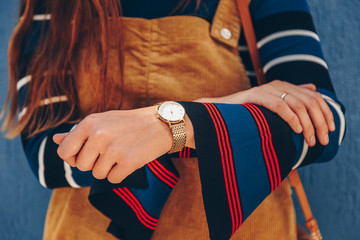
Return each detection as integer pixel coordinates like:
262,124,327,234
154,101,195,153
147,106,174,154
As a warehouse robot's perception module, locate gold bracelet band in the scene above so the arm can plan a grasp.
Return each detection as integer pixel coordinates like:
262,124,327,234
168,122,186,153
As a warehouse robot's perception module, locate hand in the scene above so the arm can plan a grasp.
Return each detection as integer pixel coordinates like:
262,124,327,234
195,80,335,147
53,106,194,184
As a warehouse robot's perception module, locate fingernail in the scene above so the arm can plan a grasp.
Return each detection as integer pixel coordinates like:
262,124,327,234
330,121,335,131
310,136,316,146
297,125,303,133
323,134,329,145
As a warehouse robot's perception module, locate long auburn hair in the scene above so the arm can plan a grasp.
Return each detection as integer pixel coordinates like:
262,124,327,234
2,0,200,138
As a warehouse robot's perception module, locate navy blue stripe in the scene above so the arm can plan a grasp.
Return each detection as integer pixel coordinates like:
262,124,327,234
21,0,49,15
266,61,334,92
249,76,259,87
146,162,175,189
21,132,44,179
23,21,49,55
259,37,325,65
299,142,325,167
253,12,316,40
239,50,253,70
250,0,311,21
246,104,279,189
207,103,242,231
89,189,154,240
257,106,296,179
290,131,305,167
299,92,342,167
17,84,29,109
129,165,175,219
43,124,74,188
70,168,93,187
313,103,341,164
215,103,271,220
179,101,232,240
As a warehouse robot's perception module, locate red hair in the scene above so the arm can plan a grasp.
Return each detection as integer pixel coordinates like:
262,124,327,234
2,0,200,138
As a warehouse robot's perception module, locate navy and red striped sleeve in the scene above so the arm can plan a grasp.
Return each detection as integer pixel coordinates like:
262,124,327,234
179,98,345,240
241,0,335,91
89,158,179,240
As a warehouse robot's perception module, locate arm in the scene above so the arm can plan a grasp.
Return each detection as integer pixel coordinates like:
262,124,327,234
56,0,345,182
178,94,344,239
54,0,345,239
182,0,346,239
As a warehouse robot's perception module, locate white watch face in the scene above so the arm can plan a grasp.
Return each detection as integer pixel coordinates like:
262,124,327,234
158,101,185,122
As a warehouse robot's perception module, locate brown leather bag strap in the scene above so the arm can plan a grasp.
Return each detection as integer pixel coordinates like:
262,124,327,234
236,0,266,85
235,1,322,239
288,170,322,240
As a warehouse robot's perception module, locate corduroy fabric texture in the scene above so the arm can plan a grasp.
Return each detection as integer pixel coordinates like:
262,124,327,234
43,0,297,239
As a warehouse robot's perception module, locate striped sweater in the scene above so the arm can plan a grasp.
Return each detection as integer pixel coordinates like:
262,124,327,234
16,0,346,239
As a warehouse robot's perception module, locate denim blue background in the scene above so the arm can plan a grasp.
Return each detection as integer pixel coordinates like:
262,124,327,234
0,1,359,239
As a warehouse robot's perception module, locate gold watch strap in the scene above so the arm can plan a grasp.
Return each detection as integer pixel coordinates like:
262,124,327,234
168,121,186,154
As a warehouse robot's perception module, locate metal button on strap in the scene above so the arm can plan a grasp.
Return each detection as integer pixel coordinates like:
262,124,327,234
220,28,232,40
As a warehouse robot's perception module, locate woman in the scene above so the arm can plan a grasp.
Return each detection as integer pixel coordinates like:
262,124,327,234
2,0,345,239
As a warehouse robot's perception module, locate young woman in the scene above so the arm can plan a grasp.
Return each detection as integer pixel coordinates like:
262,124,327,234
3,0,345,239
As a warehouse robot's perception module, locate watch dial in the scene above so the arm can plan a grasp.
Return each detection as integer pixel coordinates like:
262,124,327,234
158,102,185,122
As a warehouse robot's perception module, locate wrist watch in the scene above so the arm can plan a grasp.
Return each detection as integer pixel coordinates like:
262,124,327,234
156,101,186,154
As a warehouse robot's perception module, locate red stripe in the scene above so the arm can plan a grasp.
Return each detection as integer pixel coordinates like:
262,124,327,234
244,104,275,191
247,104,280,188
153,160,179,181
207,103,243,228
180,148,186,158
122,188,159,223
149,161,177,185
202,103,237,234
250,105,281,186
179,148,191,158
180,148,187,158
113,189,157,230
118,188,158,226
244,104,275,190
148,162,176,188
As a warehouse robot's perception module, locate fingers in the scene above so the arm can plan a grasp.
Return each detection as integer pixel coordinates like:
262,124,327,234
302,97,329,145
249,87,303,134
53,132,69,145
54,132,76,167
297,87,335,132
57,121,89,160
299,83,316,91
107,163,129,184
281,94,316,146
75,136,100,172
274,81,332,146
62,156,77,168
92,151,116,180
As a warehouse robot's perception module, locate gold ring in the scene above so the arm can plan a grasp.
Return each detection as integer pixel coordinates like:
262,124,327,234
281,92,288,101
